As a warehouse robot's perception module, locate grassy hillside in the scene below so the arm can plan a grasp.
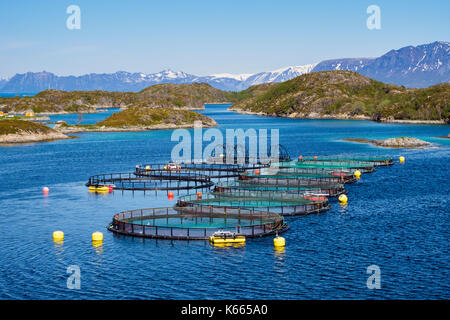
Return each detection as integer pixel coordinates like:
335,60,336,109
0,83,235,114
97,107,216,128
135,83,234,108
0,119,54,135
230,71,450,122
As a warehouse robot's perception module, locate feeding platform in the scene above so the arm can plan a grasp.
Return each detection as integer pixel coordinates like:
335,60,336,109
107,206,288,240
177,193,331,216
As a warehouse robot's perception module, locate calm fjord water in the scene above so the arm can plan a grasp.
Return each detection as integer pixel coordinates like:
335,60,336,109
0,104,448,299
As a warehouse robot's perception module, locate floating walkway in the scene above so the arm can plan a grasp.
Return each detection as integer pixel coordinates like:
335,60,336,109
107,206,288,240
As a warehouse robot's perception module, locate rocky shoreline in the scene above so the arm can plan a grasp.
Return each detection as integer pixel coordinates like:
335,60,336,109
343,137,432,148
229,107,447,124
0,130,71,144
54,120,218,134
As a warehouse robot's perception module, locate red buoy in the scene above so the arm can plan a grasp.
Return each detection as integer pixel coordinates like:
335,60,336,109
168,192,174,200
254,169,260,175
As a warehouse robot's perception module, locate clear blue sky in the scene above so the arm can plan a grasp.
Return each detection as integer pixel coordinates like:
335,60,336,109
0,0,448,78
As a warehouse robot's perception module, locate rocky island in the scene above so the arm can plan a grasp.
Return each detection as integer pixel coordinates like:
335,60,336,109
55,107,217,133
344,137,432,148
229,71,450,124
0,83,237,115
0,119,70,144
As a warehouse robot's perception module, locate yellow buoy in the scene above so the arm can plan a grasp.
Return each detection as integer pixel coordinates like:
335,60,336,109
354,170,362,179
53,230,64,241
92,231,103,242
338,194,348,204
274,236,285,248
399,156,405,163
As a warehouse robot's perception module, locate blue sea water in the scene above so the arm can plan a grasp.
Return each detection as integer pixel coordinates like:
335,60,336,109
0,104,448,299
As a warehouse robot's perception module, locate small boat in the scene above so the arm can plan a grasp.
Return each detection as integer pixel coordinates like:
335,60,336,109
209,230,246,244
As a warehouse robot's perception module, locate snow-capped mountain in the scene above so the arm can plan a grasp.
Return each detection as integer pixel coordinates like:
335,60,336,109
0,41,448,92
0,65,316,92
313,41,449,88
242,64,317,86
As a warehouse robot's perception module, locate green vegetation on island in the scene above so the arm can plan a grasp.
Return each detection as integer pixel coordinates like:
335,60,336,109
0,119,69,144
229,71,450,123
0,83,236,114
56,107,217,133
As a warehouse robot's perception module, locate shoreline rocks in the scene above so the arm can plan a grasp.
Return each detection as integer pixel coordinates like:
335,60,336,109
344,137,432,148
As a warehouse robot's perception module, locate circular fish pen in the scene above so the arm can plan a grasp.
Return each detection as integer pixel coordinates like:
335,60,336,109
177,193,331,216
214,181,347,197
239,171,355,185
253,167,356,183
277,160,375,173
135,162,268,179
107,206,288,240
86,172,214,191
298,155,394,166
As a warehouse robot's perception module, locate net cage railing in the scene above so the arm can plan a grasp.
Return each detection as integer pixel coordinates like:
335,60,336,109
107,206,287,240
247,167,356,183
285,160,376,173
86,172,214,191
134,162,268,179
203,143,292,164
177,193,331,216
239,171,355,185
214,181,347,197
210,190,328,202
297,155,394,166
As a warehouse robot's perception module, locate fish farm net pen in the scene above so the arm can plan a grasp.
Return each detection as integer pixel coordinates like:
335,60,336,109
239,172,356,185
273,161,376,173
107,206,288,240
214,181,347,197
177,193,331,216
298,155,394,166
86,172,214,191
247,168,356,183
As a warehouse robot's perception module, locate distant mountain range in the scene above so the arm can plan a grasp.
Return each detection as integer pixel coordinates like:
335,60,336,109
312,41,449,88
0,41,448,93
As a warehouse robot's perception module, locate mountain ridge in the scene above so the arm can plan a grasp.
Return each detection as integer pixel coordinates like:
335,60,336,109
0,41,448,92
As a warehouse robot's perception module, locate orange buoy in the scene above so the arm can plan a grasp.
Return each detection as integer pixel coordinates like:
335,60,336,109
197,192,202,200
43,187,49,194
313,156,317,160
298,155,303,161
254,169,260,175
